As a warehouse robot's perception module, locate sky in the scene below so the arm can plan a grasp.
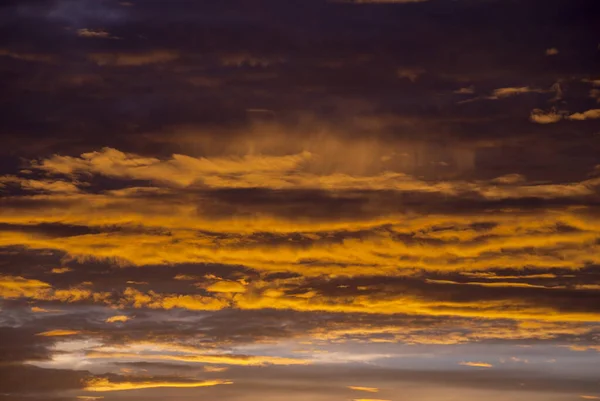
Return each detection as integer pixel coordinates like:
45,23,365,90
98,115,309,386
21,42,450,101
0,0,600,400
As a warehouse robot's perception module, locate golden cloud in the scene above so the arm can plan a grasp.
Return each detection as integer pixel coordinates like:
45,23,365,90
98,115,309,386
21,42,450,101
0,275,50,299
105,315,130,323
36,330,81,337
86,351,311,366
84,377,231,392
459,361,493,368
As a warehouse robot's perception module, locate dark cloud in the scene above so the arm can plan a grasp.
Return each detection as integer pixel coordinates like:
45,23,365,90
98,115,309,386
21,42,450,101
2,0,600,399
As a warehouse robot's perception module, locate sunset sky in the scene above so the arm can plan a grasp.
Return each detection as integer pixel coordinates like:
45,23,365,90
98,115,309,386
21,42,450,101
1,0,600,400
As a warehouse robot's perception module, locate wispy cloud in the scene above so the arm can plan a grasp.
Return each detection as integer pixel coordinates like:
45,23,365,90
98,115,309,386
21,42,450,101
459,361,493,368
84,377,231,392
349,386,379,392
36,330,81,337
77,29,118,39
88,51,179,66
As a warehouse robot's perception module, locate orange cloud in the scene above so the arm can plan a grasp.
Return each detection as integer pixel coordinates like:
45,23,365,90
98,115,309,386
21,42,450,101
31,306,51,313
86,351,311,366
568,109,600,121
348,386,379,392
491,87,545,98
0,275,50,299
459,361,493,368
204,366,229,373
530,108,563,124
105,315,130,323
352,399,391,401
84,377,231,392
205,280,247,293
36,330,81,337
51,267,72,274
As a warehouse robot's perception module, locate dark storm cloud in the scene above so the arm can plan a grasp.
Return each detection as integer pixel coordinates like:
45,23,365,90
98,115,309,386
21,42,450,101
0,365,87,395
0,327,57,363
1,0,599,179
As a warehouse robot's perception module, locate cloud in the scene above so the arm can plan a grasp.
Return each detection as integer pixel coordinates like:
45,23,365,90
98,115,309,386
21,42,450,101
105,315,130,323
426,278,551,290
0,176,79,193
36,330,81,337
459,86,552,103
0,275,50,299
1,2,600,399
0,49,56,63
459,361,493,368
204,366,229,373
352,399,390,401
0,364,87,394
349,386,379,392
491,87,543,98
31,306,52,313
83,377,231,392
205,280,247,293
219,53,284,67
531,108,600,123
397,68,424,82
28,147,600,198
567,109,600,121
530,108,563,124
344,0,427,3
77,29,116,39
52,267,72,274
1,142,600,364
87,351,311,366
87,51,179,66
454,87,475,95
